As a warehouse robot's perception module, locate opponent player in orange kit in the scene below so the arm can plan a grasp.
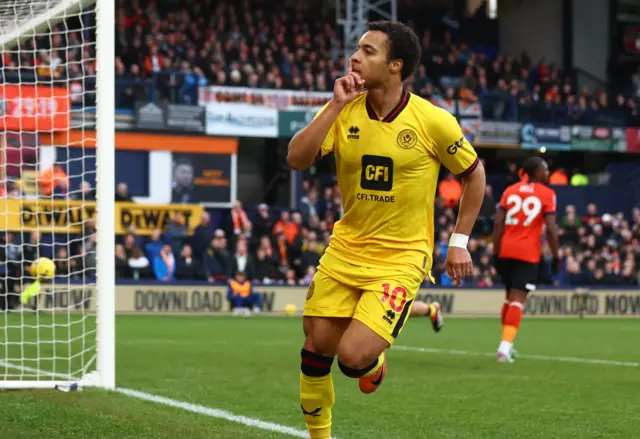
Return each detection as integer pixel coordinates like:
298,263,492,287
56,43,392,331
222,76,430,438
492,157,559,363
287,21,486,438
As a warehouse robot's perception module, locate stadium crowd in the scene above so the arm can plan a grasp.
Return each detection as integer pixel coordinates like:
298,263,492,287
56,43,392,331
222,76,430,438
96,173,640,288
112,0,640,126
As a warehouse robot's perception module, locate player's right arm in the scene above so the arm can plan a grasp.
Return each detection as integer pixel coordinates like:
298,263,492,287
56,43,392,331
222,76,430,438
286,67,364,171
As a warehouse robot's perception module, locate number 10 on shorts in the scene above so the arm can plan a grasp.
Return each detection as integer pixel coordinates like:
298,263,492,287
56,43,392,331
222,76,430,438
381,283,407,312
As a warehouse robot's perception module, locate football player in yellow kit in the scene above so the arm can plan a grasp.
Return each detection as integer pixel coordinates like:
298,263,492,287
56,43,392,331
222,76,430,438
287,21,486,439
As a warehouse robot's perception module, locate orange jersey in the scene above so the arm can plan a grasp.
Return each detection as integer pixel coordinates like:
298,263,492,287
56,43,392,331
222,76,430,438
498,181,556,263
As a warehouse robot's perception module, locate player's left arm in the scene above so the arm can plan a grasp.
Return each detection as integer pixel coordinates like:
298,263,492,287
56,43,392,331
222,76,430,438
492,207,506,260
492,190,508,262
430,111,486,285
543,190,560,273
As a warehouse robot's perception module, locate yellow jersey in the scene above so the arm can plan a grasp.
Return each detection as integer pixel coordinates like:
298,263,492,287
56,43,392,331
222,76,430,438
316,90,479,281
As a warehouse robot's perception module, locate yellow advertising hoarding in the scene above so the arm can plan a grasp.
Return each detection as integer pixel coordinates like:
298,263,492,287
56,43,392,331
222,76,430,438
0,200,203,236
27,284,640,317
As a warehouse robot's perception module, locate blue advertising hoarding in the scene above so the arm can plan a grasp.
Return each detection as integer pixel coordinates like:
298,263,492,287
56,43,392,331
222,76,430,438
520,123,572,150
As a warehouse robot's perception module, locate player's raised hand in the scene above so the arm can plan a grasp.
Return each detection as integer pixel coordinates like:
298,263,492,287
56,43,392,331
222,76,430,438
332,61,365,106
445,247,473,287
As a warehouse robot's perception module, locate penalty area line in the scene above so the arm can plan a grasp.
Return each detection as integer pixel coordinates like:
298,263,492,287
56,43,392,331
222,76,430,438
0,360,320,439
393,345,640,367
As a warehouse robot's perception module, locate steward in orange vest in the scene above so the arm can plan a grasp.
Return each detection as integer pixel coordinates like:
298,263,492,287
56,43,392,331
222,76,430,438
227,271,262,315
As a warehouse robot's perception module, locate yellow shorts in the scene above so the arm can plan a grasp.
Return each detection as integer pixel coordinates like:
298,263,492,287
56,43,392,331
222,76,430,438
303,252,423,345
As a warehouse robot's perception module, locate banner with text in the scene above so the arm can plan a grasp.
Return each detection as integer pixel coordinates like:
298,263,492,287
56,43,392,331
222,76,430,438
430,98,482,143
199,86,332,111
570,126,627,152
25,285,640,317
0,200,203,235
204,103,278,137
0,85,70,131
521,123,572,150
475,121,521,146
171,152,232,204
278,110,318,138
134,102,205,133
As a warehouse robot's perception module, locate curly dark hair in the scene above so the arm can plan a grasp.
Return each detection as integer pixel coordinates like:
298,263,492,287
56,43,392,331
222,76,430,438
367,20,421,81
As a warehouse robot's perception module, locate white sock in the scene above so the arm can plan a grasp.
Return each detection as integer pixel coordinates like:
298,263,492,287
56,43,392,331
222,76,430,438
498,341,513,356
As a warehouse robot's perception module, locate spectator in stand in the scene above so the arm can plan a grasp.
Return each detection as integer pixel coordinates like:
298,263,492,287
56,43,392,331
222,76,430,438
273,211,299,245
583,203,599,223
231,239,255,279
301,266,316,285
153,243,175,281
115,244,129,279
477,184,497,236
115,183,133,202
204,229,232,282
549,167,569,185
167,212,188,255
144,229,164,262
39,165,68,198
229,201,252,240
284,268,299,286
72,181,96,201
253,247,279,284
437,172,462,208
570,169,589,186
22,232,40,273
299,236,321,276
253,203,274,241
128,247,150,280
54,247,74,278
191,211,213,259
300,188,320,223
176,243,200,281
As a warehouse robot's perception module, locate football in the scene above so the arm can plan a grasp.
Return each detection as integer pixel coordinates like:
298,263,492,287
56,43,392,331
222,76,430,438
30,257,56,281
284,303,297,316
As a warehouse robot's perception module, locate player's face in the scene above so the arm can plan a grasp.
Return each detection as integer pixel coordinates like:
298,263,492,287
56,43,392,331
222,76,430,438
351,31,402,88
174,164,194,187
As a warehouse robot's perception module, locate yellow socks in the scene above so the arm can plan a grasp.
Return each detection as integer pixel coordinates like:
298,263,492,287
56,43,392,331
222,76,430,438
300,349,335,439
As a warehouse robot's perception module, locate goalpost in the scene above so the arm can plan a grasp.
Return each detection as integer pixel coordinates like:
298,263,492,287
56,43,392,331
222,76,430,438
0,0,114,389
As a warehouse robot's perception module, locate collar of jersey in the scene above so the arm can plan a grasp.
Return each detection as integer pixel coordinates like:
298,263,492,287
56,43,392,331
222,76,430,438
365,88,411,123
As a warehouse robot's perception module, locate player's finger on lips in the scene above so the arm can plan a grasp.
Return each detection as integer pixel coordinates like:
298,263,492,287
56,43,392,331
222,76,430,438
344,77,352,91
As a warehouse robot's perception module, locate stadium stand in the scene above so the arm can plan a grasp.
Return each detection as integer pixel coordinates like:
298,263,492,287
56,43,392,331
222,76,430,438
112,0,640,125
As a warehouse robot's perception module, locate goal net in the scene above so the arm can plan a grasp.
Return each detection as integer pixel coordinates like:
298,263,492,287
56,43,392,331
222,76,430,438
0,0,114,389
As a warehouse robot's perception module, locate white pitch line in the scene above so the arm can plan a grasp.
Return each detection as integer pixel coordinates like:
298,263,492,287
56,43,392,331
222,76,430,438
115,388,311,438
0,360,316,439
393,345,640,367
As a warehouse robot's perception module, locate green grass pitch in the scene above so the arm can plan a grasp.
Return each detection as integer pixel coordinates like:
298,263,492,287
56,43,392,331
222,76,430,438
1,315,640,438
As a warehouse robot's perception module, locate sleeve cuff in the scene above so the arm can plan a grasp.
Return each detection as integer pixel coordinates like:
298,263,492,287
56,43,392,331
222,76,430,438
456,157,479,178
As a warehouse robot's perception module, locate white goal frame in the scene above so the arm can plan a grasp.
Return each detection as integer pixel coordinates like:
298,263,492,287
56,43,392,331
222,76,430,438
0,0,115,390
